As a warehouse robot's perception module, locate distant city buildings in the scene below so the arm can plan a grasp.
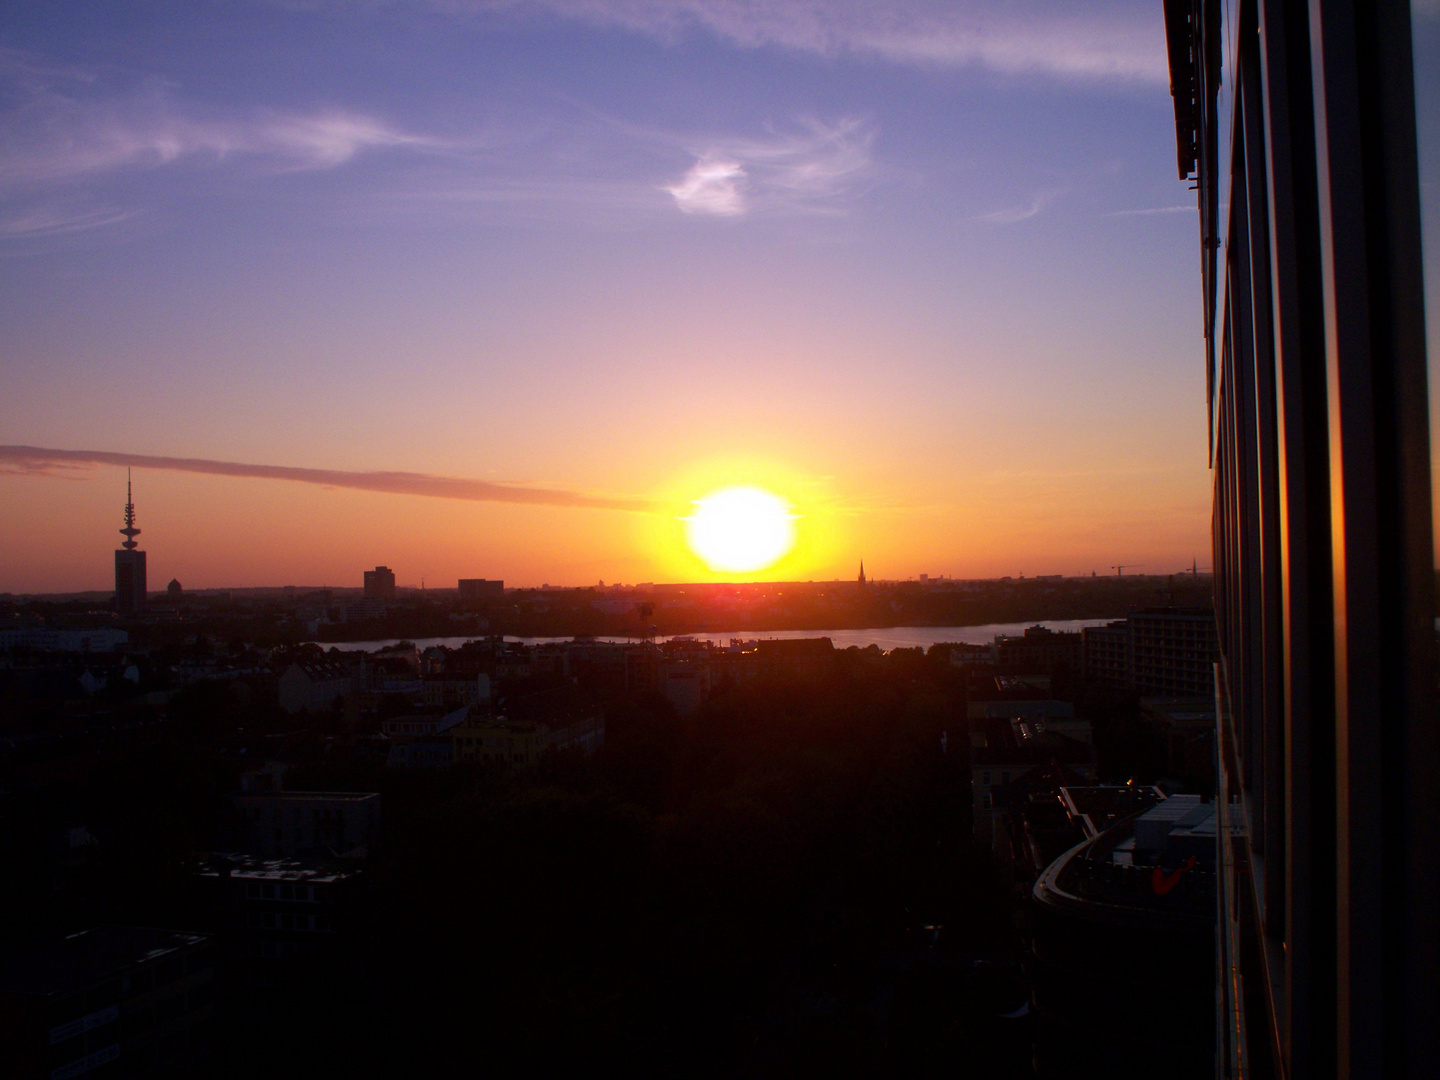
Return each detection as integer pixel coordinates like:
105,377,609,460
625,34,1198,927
113,474,146,616
0,626,129,653
362,566,396,601
457,578,504,602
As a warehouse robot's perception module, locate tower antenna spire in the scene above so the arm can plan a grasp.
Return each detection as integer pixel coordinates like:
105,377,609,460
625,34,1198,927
120,468,141,550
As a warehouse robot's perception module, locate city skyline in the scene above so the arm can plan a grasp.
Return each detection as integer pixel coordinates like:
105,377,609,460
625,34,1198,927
4,464,1216,594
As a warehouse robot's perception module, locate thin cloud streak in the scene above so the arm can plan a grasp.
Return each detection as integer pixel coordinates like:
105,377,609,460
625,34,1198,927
0,55,441,190
0,204,136,237
981,188,1061,224
0,446,653,512
433,0,1169,83
1106,204,1193,217
2,42,872,232
0,107,435,188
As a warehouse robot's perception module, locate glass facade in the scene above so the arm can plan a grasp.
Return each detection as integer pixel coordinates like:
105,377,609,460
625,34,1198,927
1164,1,1437,1076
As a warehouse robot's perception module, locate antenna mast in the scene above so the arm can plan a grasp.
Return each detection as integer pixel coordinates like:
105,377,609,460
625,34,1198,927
119,468,141,550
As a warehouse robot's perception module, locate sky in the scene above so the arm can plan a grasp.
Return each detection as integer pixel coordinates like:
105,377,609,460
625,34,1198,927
0,1,1435,593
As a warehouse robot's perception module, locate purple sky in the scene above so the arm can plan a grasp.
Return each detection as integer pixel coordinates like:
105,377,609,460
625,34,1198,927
1,1,1435,591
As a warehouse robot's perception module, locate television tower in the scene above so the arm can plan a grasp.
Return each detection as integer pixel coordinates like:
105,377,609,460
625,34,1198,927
120,470,141,550
114,470,147,615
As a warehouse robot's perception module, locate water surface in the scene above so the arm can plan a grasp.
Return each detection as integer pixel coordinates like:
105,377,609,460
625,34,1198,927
317,619,1113,654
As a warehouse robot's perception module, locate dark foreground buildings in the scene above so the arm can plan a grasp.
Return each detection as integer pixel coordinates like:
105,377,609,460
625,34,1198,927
1030,795,1217,1079
1164,1,1436,1077
0,928,215,1078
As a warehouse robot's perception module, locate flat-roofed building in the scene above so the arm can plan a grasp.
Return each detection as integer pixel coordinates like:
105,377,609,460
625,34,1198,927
969,715,1097,851
994,625,1082,676
362,565,396,601
0,927,215,1079
195,854,366,999
227,792,380,858
457,578,504,602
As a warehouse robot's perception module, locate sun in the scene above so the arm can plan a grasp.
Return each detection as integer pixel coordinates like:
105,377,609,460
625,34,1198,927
685,486,797,573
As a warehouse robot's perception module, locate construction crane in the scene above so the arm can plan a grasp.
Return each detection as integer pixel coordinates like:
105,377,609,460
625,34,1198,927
1111,564,1143,577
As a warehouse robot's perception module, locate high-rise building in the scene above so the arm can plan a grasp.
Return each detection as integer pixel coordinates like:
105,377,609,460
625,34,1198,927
363,565,396,600
1081,620,1131,688
1129,608,1218,697
113,472,146,616
1081,608,1219,697
1164,1,1436,1074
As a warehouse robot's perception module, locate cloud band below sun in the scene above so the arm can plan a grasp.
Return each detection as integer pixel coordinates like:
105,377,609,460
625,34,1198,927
0,446,651,513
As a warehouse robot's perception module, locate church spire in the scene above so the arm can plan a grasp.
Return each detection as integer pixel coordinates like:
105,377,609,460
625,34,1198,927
858,559,866,585
119,469,141,550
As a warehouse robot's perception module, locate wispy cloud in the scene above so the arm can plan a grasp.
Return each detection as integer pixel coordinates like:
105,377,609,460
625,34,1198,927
662,117,874,218
1106,204,1193,217
665,158,746,215
0,446,653,512
0,106,434,188
0,50,451,240
0,49,439,193
432,0,1169,83
981,188,1062,224
1,42,872,234
0,203,136,238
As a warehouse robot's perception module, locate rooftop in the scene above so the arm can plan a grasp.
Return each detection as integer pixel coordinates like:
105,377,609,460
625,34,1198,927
0,927,207,997
230,790,378,802
196,853,359,883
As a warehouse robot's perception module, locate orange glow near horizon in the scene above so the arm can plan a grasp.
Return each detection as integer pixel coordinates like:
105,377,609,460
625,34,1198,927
0,448,1218,593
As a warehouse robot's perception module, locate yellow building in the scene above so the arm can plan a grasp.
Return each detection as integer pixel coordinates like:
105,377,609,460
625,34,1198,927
450,714,550,767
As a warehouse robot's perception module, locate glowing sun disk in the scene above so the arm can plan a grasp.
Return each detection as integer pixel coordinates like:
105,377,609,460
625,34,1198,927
685,487,796,573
